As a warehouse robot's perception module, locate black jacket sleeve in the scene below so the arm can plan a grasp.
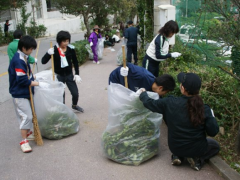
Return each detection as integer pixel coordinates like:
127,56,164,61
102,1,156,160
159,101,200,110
155,35,171,59
204,105,219,137
41,52,51,64
71,48,79,75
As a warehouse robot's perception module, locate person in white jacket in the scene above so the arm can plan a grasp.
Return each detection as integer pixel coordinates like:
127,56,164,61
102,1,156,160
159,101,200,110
142,20,181,77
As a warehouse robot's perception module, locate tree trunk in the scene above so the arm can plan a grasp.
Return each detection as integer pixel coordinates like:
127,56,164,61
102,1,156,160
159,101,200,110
83,14,90,35
237,123,240,155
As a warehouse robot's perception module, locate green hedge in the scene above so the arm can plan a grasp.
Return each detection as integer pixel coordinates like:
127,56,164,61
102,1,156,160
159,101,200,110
72,40,89,65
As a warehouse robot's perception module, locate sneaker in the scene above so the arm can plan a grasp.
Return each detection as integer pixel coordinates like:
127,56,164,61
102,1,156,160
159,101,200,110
171,155,182,165
20,140,32,153
93,61,96,64
26,131,35,141
72,105,84,113
187,158,202,171
97,61,100,65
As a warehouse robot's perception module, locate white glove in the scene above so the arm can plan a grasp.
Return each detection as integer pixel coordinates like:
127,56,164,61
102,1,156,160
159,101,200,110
38,82,49,88
90,42,93,47
73,75,82,84
136,88,145,96
171,52,181,58
48,48,54,55
120,67,129,77
34,58,37,63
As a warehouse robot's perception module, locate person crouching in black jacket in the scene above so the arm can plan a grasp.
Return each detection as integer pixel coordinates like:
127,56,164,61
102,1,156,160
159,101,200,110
42,30,84,113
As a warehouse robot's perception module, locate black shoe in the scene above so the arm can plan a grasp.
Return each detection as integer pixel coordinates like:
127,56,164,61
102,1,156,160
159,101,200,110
171,155,182,165
72,105,84,113
187,158,202,171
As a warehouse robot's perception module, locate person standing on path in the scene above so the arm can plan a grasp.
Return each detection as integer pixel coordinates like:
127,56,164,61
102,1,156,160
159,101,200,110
88,25,102,64
124,21,139,65
4,20,11,37
8,35,47,153
42,30,84,113
142,20,181,77
138,72,220,171
7,30,37,64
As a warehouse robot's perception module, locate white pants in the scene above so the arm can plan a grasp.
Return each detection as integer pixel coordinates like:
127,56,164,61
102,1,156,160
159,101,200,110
13,98,33,130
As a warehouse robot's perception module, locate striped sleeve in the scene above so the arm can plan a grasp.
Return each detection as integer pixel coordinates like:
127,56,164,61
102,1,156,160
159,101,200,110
155,35,171,59
15,60,31,86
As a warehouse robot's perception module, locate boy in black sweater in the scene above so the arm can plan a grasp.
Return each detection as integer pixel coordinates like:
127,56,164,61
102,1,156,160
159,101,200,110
42,31,84,113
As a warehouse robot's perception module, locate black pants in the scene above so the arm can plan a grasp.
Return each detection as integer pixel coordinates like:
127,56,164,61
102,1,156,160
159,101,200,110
57,73,79,105
176,138,220,164
127,44,138,63
142,54,160,77
199,138,220,163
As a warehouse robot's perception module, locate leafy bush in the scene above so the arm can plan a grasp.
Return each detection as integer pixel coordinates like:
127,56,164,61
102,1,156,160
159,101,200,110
27,20,47,38
0,27,14,46
160,38,240,130
72,40,89,65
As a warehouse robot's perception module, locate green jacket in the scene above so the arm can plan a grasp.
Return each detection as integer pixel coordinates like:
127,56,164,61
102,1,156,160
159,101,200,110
7,39,35,64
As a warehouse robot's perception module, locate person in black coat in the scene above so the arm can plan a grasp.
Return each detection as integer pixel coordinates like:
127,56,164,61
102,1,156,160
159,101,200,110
124,21,140,65
4,20,11,37
139,72,220,171
42,31,84,113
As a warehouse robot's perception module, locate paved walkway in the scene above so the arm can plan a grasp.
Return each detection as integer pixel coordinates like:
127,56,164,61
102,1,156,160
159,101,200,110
0,41,224,180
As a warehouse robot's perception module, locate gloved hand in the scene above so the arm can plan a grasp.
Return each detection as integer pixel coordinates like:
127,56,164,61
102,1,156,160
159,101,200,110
73,75,82,83
171,52,181,58
38,82,49,88
90,42,93,47
34,58,37,63
48,48,54,55
136,88,146,95
120,67,129,77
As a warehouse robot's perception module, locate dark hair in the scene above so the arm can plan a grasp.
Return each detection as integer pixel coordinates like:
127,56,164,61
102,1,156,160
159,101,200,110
56,31,71,44
186,91,205,127
18,35,37,51
159,20,179,37
6,20,9,23
13,30,23,39
154,74,176,91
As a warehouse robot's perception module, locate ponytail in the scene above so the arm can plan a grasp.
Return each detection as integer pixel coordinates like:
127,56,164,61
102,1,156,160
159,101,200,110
187,94,204,127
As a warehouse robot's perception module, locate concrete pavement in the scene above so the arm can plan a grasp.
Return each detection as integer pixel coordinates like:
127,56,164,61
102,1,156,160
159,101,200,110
2,33,239,179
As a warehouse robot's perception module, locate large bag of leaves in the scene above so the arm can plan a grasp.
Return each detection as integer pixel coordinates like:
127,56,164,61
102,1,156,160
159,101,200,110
116,39,127,66
34,80,80,140
102,83,162,165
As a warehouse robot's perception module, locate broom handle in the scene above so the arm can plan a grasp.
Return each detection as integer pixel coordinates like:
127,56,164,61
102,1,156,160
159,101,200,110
122,45,128,88
50,42,55,81
32,41,40,73
24,57,43,146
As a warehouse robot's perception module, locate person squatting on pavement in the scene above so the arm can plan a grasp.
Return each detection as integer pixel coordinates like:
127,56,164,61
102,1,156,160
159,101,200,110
42,30,84,113
88,25,102,64
138,72,220,171
7,30,37,64
109,63,175,97
124,20,140,65
8,35,49,153
142,20,181,77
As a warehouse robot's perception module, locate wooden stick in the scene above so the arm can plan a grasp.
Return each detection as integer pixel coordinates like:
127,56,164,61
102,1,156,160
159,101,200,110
122,45,128,88
29,86,43,145
50,42,55,81
32,41,41,73
24,57,43,146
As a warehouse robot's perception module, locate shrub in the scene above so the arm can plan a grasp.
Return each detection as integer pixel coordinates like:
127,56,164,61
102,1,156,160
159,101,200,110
27,20,47,38
72,40,89,65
